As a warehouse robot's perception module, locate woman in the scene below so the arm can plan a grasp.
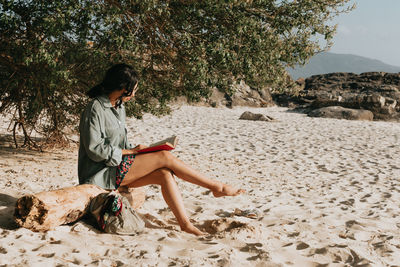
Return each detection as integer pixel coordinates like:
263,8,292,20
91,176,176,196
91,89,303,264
78,63,244,235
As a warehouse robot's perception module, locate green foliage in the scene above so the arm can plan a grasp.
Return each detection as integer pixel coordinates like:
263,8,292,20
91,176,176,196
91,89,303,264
0,0,353,147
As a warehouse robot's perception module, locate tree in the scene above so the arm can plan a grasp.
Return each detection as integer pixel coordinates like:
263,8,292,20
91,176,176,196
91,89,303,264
0,0,354,148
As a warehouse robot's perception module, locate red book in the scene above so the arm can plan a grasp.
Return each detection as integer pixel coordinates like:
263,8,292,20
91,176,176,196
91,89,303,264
137,136,178,154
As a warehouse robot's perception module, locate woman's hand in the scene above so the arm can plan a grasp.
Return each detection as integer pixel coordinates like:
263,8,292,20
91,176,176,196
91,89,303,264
131,144,148,154
122,144,148,156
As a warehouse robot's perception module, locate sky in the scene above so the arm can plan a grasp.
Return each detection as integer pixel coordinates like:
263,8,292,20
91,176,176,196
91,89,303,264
327,0,400,66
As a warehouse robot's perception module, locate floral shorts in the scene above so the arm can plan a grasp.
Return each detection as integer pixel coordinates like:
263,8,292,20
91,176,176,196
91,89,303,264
115,155,136,188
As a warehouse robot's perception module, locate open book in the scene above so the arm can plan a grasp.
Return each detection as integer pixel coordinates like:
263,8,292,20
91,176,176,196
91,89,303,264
137,136,178,154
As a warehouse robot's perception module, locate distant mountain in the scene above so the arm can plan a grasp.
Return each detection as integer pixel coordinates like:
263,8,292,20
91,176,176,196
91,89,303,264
287,52,400,80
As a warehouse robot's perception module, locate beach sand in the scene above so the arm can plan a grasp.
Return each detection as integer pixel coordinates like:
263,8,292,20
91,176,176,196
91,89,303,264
1,105,400,266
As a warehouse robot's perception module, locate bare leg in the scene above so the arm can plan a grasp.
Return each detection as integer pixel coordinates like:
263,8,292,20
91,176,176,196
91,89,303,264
121,151,245,197
123,168,204,236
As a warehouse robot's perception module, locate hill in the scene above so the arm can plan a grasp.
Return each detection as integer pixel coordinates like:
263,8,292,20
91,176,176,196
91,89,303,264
288,52,400,80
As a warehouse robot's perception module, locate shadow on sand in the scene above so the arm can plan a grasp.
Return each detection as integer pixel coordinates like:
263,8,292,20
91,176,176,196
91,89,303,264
0,133,44,152
282,106,311,115
0,193,19,230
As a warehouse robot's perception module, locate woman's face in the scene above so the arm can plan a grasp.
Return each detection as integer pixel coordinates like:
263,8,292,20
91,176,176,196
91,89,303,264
121,83,138,103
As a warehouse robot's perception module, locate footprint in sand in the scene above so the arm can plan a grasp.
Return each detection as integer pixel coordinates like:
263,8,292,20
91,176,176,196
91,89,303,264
369,235,397,258
198,218,255,236
296,242,310,250
0,246,7,254
38,253,55,258
240,242,262,253
240,242,269,261
307,246,371,266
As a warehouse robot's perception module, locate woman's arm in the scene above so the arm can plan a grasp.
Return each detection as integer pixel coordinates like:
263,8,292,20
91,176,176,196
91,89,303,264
80,105,123,166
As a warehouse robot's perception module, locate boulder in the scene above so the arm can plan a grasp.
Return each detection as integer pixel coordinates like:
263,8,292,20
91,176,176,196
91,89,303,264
207,87,229,107
239,111,275,121
308,106,374,121
228,81,275,108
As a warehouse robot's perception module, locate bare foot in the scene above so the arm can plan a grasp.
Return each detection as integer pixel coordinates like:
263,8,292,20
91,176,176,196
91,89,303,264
212,183,246,198
181,223,205,236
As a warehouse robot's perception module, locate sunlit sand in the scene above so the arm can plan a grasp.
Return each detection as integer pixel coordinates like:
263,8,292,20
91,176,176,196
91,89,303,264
1,105,399,266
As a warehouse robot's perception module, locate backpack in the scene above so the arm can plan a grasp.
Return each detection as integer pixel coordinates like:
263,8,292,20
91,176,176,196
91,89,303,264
89,190,145,235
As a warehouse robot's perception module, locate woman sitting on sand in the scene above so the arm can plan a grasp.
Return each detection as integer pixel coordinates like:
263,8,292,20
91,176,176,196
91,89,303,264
78,63,244,236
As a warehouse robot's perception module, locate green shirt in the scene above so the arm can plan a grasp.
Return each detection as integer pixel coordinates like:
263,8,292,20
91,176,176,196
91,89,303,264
78,95,133,189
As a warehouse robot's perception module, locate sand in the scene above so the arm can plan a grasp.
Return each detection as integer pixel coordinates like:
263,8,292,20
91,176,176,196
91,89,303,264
1,105,400,266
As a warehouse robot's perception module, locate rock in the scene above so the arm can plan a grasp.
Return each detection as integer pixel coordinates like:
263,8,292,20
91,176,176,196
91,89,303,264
295,77,305,87
229,81,275,108
239,111,275,121
207,87,229,107
274,72,400,121
172,82,275,108
308,106,374,121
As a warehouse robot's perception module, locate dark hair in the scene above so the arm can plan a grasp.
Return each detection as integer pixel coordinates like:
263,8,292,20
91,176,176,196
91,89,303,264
87,63,139,106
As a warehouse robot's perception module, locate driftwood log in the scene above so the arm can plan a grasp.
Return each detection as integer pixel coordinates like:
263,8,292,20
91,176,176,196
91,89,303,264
14,184,146,232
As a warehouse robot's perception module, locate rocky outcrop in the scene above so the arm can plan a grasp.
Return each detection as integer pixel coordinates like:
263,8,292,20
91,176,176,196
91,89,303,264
227,81,274,108
274,72,400,121
175,81,275,108
308,106,374,121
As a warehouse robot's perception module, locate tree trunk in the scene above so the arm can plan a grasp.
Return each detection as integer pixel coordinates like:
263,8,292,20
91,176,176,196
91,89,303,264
14,184,146,232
